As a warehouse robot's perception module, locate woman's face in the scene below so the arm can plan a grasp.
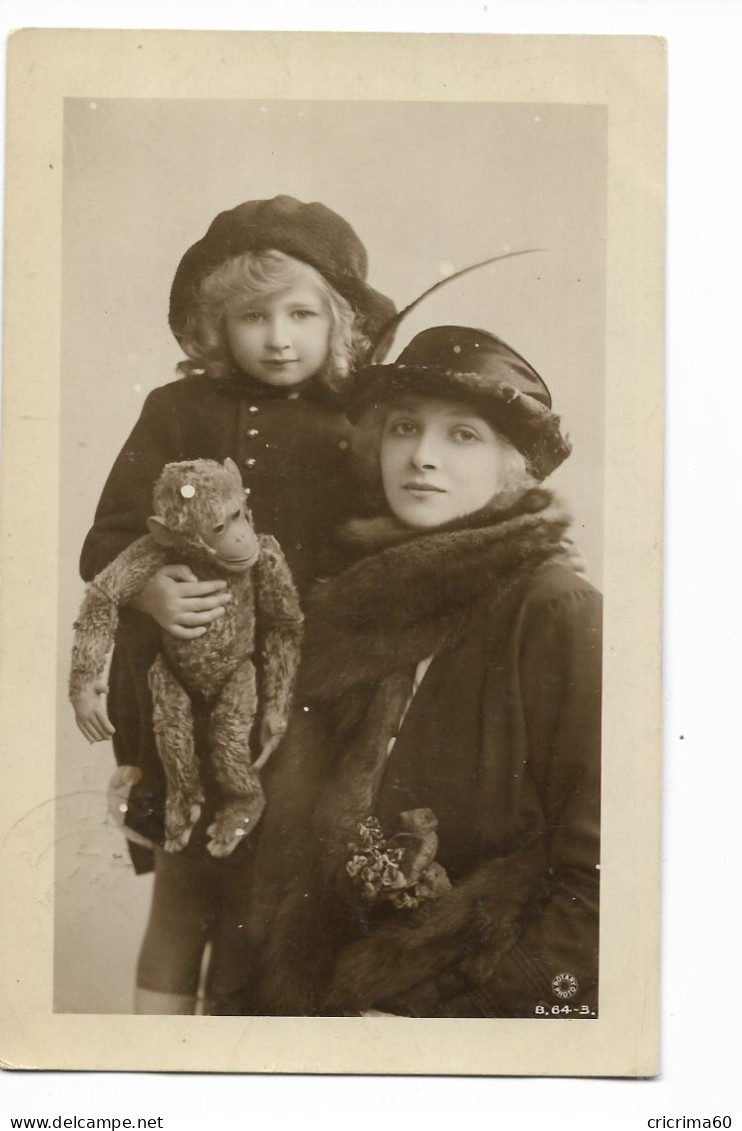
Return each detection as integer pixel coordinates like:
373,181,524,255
381,397,522,529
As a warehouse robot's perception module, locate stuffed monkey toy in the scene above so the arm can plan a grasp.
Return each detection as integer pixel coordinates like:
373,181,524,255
69,457,303,857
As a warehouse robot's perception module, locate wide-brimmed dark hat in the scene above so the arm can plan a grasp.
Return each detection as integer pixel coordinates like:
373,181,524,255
169,194,396,344
347,325,571,480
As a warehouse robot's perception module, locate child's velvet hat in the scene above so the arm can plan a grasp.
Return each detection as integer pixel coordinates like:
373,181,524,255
169,195,396,344
347,325,571,480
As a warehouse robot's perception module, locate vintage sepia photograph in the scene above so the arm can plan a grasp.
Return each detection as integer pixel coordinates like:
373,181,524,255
1,30,664,1076
58,95,606,1021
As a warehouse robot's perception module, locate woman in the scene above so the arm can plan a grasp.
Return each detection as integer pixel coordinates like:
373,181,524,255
238,324,602,1018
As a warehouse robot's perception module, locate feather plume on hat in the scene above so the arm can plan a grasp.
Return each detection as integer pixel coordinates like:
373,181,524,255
368,249,543,366
348,249,572,481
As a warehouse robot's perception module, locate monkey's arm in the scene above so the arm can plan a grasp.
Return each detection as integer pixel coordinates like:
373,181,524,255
253,535,304,761
69,536,166,703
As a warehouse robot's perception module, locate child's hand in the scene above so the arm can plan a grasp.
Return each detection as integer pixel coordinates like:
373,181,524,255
129,564,231,638
107,766,155,849
72,679,116,744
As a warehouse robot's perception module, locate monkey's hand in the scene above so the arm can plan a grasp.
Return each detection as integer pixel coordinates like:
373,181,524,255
206,789,266,858
72,679,116,744
130,564,232,640
163,791,203,853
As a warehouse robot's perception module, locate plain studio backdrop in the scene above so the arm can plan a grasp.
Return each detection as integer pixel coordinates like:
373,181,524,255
55,98,606,1013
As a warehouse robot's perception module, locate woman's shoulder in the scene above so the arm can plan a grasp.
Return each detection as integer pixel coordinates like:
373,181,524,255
478,560,601,640
524,560,602,608
473,561,602,674
513,561,603,648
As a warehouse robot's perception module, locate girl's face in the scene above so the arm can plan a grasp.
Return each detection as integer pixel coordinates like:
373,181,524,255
381,397,522,529
225,285,332,387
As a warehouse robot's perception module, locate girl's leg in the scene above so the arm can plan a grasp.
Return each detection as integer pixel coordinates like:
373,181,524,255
135,848,218,1014
201,852,257,1015
133,986,199,1015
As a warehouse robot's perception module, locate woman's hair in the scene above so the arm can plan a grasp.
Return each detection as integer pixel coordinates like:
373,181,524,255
176,249,370,389
351,399,539,508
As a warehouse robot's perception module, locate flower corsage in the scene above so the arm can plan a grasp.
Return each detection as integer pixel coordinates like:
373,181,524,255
345,808,451,911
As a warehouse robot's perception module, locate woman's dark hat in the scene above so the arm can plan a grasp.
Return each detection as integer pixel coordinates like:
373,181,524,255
347,325,572,480
169,194,396,344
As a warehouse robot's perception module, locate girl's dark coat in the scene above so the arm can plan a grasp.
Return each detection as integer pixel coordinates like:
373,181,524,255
241,489,602,1018
80,373,354,868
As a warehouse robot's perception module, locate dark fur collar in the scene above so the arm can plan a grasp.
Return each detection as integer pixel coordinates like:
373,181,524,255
300,487,570,700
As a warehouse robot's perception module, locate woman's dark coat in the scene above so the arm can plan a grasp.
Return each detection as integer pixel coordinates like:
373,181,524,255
79,372,355,867
242,488,602,1018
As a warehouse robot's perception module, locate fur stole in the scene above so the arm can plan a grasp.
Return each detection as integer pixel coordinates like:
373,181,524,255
299,486,571,701
251,487,572,1016
321,837,548,1015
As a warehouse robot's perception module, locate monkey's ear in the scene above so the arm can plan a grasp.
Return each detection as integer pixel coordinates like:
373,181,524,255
147,515,178,546
223,457,242,484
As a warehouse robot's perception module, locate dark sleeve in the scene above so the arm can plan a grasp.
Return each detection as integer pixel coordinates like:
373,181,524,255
493,585,601,1008
323,583,603,1018
439,584,603,1018
79,386,185,580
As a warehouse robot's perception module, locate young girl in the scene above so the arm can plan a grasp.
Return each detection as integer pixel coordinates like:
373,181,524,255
233,324,602,1018
80,194,395,1014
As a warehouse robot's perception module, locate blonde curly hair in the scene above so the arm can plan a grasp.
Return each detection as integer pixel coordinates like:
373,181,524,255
176,250,370,391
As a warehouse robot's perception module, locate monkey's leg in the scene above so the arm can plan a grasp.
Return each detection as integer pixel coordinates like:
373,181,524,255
149,655,204,852
205,658,265,858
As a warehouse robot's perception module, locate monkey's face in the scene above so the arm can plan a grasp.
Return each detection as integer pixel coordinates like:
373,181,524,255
199,498,260,572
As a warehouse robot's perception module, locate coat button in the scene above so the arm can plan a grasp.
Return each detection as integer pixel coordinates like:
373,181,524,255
248,405,259,414
245,458,257,469
247,428,259,437
338,439,349,450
